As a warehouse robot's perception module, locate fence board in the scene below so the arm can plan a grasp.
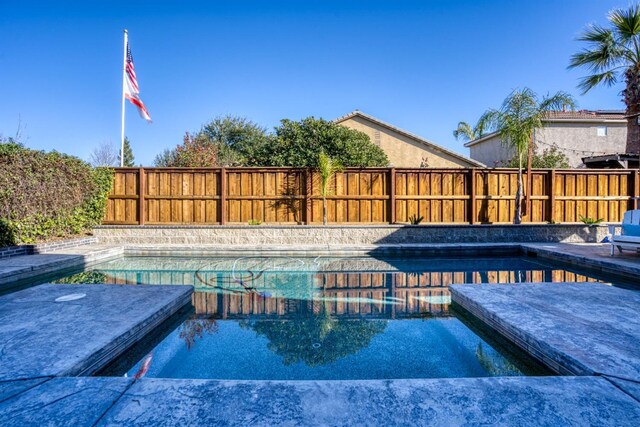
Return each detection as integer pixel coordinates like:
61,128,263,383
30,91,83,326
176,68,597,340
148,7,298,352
103,167,638,225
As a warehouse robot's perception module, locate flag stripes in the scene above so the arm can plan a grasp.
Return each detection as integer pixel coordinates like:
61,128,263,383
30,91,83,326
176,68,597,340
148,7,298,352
124,42,151,122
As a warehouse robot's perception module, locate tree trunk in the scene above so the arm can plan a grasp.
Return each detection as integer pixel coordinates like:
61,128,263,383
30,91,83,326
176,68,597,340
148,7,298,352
625,117,640,154
623,68,640,154
514,158,523,224
322,195,327,225
524,131,533,217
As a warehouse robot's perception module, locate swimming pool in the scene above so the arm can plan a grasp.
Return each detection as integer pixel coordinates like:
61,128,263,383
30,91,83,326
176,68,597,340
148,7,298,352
48,252,629,381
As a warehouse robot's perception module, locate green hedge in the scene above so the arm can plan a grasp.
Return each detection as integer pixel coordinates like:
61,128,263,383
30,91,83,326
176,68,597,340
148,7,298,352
0,142,114,246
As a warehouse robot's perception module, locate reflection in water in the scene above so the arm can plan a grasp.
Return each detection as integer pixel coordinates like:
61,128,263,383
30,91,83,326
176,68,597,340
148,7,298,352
133,354,153,379
58,255,603,323
54,271,108,284
85,256,560,378
475,342,521,376
179,315,219,350
240,302,387,367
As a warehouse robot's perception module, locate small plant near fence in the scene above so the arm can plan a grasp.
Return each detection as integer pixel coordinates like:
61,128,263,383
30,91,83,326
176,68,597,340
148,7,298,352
579,216,603,226
248,219,262,225
318,151,343,225
408,214,424,225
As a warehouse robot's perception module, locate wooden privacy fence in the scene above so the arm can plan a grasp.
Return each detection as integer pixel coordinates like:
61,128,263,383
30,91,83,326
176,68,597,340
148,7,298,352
103,167,640,225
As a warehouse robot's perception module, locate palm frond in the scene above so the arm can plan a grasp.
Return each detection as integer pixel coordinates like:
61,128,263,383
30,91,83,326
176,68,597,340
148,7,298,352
539,91,577,112
576,24,614,44
569,46,624,72
318,150,342,197
452,122,474,141
570,5,640,95
493,88,572,157
577,71,618,94
475,110,497,137
608,5,640,41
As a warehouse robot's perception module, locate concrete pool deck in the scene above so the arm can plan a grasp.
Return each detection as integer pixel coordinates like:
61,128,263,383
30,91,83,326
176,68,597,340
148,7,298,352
522,242,640,280
1,376,639,426
450,282,640,389
1,242,640,424
0,284,192,379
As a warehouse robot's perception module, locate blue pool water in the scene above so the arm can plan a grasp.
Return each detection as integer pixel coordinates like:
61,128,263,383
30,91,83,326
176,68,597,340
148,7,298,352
66,253,625,380
117,316,529,380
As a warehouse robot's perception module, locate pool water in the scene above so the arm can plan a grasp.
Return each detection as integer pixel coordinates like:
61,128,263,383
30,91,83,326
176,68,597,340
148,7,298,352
54,253,625,380
108,314,539,380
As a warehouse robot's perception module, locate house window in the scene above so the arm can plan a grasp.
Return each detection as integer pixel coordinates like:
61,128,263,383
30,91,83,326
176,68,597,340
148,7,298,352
374,130,381,146
596,126,607,136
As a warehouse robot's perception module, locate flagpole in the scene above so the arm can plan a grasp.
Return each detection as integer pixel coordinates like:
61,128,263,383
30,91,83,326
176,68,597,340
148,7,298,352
120,29,128,167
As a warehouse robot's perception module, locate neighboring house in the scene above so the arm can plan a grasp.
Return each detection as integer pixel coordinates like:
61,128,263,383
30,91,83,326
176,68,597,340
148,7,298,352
463,110,626,168
335,110,484,168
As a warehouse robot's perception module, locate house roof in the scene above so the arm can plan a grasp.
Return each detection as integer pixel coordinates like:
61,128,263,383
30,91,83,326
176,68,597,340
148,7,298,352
544,110,625,120
582,153,639,169
464,109,627,148
334,110,485,167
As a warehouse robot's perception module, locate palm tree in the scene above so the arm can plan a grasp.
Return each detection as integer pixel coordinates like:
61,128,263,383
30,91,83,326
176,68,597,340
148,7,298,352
317,151,343,225
485,88,576,224
569,4,640,153
452,112,494,142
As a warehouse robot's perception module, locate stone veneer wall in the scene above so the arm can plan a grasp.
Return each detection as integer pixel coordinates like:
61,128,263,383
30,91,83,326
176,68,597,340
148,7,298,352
93,225,610,246
0,237,98,259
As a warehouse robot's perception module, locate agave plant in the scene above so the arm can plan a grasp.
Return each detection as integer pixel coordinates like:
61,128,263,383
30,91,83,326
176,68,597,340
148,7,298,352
408,214,424,225
579,215,604,226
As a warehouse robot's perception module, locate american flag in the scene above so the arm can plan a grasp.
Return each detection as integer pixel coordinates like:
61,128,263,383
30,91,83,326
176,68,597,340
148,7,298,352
124,43,152,122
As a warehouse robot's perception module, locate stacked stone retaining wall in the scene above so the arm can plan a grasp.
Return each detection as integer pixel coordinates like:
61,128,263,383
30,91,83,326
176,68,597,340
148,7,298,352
0,237,98,259
93,225,611,246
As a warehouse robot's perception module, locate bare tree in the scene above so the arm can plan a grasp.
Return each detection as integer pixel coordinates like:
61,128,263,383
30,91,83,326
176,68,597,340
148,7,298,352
1,115,28,145
89,141,119,167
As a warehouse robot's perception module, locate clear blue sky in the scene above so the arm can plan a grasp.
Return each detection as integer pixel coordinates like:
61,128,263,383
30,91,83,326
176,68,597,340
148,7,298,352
0,0,629,166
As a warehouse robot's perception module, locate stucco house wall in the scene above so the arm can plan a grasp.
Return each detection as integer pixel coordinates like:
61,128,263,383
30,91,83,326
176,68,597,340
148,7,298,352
336,111,483,168
467,134,514,167
465,111,627,168
536,122,626,166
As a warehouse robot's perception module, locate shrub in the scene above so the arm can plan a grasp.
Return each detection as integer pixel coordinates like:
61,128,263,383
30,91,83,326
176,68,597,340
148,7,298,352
156,132,221,167
0,142,114,246
503,146,571,169
270,117,389,167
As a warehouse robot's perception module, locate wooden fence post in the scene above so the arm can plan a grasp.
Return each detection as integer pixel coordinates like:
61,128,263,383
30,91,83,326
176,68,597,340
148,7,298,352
220,167,226,225
305,168,312,224
548,169,556,223
469,168,476,224
635,169,640,210
389,168,396,224
138,167,145,225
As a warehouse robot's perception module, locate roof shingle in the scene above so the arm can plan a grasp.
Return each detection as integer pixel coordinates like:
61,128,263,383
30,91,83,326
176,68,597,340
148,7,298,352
544,110,625,120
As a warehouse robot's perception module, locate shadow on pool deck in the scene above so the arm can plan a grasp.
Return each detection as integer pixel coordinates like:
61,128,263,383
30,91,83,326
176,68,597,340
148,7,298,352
521,242,640,281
